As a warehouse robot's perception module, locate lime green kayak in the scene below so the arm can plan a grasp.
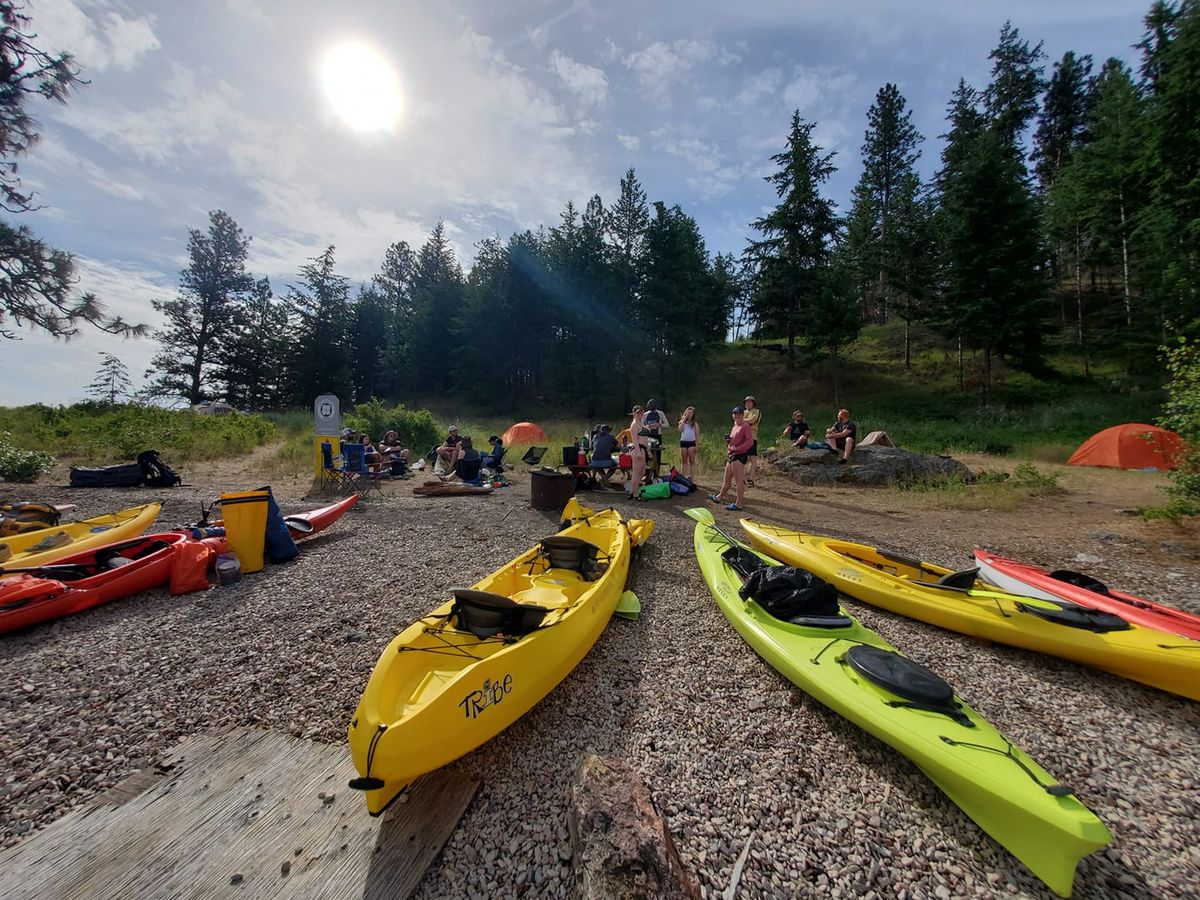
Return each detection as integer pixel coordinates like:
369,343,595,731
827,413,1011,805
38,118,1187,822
689,509,1110,897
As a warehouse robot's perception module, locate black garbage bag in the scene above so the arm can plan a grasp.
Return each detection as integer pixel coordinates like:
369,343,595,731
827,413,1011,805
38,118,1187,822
738,565,839,618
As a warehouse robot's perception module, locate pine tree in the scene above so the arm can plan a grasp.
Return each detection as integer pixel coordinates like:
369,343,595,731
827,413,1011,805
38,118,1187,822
214,276,288,410
350,287,389,402
745,112,839,369
846,83,922,324
287,247,353,404
0,2,144,340
984,21,1046,153
85,352,132,405
606,168,650,410
372,240,417,399
146,210,255,403
408,222,465,393
1033,51,1094,192
887,173,936,368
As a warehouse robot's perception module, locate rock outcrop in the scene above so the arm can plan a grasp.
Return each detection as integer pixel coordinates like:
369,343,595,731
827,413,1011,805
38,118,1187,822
567,755,701,900
766,444,972,487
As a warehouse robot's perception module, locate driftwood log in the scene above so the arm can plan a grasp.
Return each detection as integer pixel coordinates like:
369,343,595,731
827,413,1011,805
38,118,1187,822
567,754,700,900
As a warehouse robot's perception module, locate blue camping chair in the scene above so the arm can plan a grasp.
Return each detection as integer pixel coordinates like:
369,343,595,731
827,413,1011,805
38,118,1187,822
481,444,508,474
320,441,355,495
342,443,385,497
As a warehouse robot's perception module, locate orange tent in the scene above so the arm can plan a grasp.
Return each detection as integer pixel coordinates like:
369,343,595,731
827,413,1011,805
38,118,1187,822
1067,423,1185,471
501,422,550,446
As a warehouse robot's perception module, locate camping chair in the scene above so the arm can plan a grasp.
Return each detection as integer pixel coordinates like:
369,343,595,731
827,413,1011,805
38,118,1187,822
521,447,548,467
341,443,385,497
455,454,485,486
320,442,355,496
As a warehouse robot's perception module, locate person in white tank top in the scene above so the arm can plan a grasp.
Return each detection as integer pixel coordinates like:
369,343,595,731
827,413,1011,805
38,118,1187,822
677,406,700,480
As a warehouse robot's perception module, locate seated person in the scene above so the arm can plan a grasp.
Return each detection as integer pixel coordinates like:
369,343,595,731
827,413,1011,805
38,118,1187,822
441,435,483,484
379,430,410,465
781,410,811,448
480,435,505,471
826,408,857,463
436,425,463,469
361,434,382,468
590,424,619,488
338,427,357,453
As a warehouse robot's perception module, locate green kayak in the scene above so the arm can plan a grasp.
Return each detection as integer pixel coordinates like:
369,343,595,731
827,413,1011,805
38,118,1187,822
688,508,1110,897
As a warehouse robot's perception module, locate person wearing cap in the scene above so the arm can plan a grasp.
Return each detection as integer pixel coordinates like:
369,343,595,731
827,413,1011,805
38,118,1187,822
440,435,484,484
339,427,357,455
626,405,649,497
742,396,761,486
380,430,411,476
480,434,505,472
710,405,753,510
436,424,463,470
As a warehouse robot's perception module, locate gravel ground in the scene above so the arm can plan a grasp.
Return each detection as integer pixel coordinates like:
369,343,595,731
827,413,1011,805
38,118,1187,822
1,466,1198,899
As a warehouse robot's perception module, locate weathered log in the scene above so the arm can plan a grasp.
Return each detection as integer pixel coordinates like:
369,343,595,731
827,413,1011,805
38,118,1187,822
567,755,700,900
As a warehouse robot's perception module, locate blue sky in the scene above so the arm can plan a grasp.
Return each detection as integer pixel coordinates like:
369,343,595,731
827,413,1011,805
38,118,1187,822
4,0,1149,405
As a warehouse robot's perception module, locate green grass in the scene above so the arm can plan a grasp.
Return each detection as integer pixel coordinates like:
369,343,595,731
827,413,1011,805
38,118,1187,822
890,462,1063,511
0,402,276,463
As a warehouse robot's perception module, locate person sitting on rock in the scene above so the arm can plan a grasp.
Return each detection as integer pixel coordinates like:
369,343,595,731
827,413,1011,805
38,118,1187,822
826,409,857,464
781,410,811,449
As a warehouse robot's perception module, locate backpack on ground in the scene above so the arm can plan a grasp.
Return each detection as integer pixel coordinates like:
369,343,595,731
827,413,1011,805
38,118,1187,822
69,463,145,488
138,450,181,488
0,502,60,536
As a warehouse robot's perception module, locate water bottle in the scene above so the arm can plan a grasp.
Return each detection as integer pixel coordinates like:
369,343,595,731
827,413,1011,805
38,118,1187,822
216,552,243,586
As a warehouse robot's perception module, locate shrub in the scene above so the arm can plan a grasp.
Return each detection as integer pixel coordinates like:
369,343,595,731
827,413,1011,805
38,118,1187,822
1160,340,1200,514
0,432,57,482
343,399,442,455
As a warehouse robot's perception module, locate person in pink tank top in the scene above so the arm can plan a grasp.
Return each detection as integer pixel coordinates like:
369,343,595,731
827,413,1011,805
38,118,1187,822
710,405,753,510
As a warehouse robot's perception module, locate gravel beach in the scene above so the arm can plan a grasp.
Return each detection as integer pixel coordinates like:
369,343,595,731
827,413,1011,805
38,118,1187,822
1,464,1198,899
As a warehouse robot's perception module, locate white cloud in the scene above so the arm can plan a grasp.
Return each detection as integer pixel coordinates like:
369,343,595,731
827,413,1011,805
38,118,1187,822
650,128,745,199
549,50,608,109
32,0,159,73
224,0,275,32
623,39,740,98
616,132,639,151
735,68,783,108
781,66,860,116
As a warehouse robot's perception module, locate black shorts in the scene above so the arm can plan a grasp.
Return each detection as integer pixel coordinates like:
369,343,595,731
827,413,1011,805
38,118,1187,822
680,440,696,449
728,452,749,465
750,440,759,456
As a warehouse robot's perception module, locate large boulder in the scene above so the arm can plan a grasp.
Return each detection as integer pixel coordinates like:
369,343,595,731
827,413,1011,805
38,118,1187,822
766,444,972,487
567,755,700,900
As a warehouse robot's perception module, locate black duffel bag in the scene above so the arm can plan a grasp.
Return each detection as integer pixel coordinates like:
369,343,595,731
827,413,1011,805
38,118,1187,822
738,565,840,619
69,463,145,488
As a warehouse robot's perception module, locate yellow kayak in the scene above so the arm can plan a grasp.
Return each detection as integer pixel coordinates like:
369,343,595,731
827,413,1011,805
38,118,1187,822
348,498,653,814
0,503,162,571
740,520,1200,702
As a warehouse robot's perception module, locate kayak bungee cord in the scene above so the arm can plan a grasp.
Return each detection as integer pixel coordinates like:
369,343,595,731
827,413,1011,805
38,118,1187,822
939,735,1075,797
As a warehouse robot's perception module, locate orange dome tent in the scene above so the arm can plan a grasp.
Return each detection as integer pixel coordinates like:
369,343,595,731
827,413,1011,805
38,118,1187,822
1067,423,1185,471
501,422,550,446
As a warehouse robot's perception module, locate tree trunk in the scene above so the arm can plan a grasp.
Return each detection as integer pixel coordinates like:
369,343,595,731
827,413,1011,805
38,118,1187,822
983,345,992,402
903,301,911,370
787,329,796,370
1119,195,1132,327
1074,227,1084,347
957,336,964,392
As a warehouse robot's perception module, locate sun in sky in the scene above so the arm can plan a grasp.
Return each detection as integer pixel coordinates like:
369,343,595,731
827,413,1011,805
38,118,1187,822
318,40,404,133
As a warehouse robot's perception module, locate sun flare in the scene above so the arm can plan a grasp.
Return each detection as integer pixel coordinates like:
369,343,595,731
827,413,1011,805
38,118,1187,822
318,40,403,133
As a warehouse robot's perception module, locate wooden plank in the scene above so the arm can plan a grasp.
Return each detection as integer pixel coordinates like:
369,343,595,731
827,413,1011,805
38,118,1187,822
0,728,480,900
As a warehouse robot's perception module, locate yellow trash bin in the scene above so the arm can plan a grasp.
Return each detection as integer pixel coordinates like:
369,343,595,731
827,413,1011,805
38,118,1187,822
220,489,269,574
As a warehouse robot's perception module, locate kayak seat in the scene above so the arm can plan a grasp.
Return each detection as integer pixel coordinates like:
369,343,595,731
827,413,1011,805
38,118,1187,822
451,589,548,639
1015,601,1130,633
936,568,979,590
846,645,954,706
536,536,605,581
1048,569,1110,595
788,614,854,629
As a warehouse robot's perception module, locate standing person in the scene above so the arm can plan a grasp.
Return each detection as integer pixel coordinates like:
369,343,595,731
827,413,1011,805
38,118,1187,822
710,405,753,511
627,405,649,498
742,396,761,486
826,408,857,464
780,410,811,449
677,406,700,481
642,399,667,477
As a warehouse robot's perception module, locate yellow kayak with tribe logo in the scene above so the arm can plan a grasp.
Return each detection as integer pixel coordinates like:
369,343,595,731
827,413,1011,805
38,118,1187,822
347,499,652,815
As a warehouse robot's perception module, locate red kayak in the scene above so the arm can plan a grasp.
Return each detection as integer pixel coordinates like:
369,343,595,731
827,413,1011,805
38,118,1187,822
0,532,193,635
0,496,359,635
974,549,1200,642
